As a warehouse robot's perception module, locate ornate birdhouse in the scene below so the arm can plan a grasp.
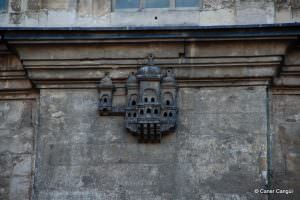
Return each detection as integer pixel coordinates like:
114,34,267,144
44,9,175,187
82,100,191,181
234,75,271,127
98,65,178,143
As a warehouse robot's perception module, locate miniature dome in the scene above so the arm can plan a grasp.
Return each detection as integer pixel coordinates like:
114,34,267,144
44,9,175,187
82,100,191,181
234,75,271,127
137,66,161,79
162,73,176,86
127,73,138,84
98,74,114,88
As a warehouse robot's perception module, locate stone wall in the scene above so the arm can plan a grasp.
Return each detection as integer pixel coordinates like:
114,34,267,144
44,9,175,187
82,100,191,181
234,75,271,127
270,42,300,200
33,87,268,200
0,27,299,199
0,100,36,200
271,95,300,200
0,48,36,200
0,0,300,27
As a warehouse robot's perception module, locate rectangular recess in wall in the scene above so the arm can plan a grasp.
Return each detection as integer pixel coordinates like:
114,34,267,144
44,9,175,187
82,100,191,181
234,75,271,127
176,0,199,7
115,0,140,9
113,0,202,10
0,0,8,12
144,0,169,8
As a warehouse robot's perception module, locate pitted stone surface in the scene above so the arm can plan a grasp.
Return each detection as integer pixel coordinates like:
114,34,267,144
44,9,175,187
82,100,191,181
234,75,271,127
0,101,35,200
0,0,298,26
34,87,268,200
271,95,300,200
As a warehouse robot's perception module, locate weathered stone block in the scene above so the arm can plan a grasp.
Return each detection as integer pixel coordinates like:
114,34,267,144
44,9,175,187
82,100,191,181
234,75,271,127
92,0,111,17
17,43,184,60
77,0,92,17
0,100,35,200
199,8,235,25
35,86,268,199
178,86,267,113
41,0,71,10
185,40,289,58
203,0,235,10
10,0,22,12
27,0,40,11
271,94,300,199
9,13,23,24
9,176,31,200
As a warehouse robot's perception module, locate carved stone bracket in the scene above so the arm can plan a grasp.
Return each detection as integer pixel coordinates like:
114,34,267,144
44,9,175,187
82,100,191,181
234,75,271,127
98,65,178,143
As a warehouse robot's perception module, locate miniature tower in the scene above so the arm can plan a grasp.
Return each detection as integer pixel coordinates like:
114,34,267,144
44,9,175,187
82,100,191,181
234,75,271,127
136,65,162,142
97,74,115,115
125,73,139,133
161,70,177,132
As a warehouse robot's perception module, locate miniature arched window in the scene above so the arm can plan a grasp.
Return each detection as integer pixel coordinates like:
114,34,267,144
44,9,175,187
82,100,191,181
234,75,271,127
101,95,110,105
146,108,151,114
140,109,144,115
163,92,174,106
143,89,157,103
129,95,137,106
163,112,168,117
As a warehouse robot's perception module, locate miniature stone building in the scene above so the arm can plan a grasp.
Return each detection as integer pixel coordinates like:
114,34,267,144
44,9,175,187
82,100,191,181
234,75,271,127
98,65,178,143
0,1,300,200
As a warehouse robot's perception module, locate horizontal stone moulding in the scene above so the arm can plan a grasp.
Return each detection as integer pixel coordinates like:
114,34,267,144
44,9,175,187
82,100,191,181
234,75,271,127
22,56,283,67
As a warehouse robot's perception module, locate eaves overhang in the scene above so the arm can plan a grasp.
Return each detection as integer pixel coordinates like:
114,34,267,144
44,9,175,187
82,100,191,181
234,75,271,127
0,23,299,91
0,23,300,44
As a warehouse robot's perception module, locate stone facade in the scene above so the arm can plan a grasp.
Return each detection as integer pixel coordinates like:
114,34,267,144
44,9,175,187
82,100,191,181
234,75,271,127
0,25,299,200
0,1,300,199
0,0,300,26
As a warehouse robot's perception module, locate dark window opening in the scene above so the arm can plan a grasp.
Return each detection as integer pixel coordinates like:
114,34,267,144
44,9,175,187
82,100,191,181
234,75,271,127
151,97,155,102
103,98,108,103
146,108,151,114
154,109,159,114
131,100,136,106
128,113,132,117
133,113,137,117
140,110,144,115
166,100,170,106
169,112,173,117
163,112,168,117
144,97,148,103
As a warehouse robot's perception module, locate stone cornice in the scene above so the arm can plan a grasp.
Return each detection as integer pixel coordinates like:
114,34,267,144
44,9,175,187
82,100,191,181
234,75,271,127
1,23,300,44
0,24,299,90
0,41,35,100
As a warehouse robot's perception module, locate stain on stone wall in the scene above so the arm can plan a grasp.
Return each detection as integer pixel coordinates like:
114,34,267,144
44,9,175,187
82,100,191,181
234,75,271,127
10,0,21,12
203,0,235,10
9,13,22,24
27,0,41,11
41,0,71,10
33,86,268,200
0,0,299,26
0,101,36,200
271,95,300,200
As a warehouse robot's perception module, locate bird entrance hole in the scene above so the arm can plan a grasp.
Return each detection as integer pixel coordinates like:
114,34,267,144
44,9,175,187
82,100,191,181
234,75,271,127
166,100,170,106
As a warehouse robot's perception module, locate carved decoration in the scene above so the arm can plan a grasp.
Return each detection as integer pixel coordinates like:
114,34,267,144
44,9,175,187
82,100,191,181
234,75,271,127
98,60,178,143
